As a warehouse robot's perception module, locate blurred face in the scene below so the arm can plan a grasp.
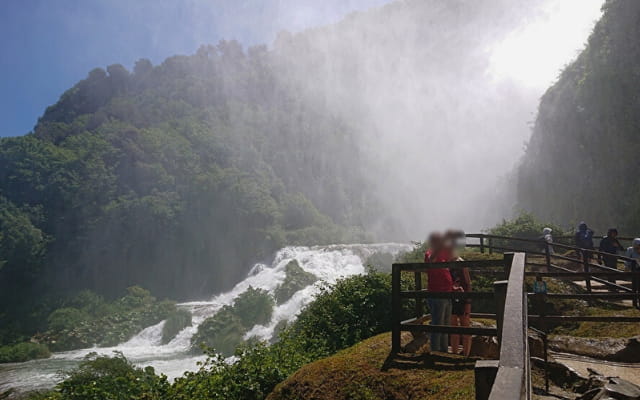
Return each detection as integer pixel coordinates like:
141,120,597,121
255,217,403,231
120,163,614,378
429,233,443,250
611,231,618,238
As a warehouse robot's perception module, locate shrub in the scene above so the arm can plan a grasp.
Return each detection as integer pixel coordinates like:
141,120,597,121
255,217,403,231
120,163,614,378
0,341,50,363
364,251,395,273
172,332,319,400
161,309,192,344
488,212,567,241
191,307,246,356
54,352,169,400
274,260,317,304
46,308,91,332
290,272,395,355
231,287,274,328
43,289,176,351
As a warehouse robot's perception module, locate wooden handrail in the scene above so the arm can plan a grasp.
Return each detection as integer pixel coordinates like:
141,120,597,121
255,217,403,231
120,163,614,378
489,252,529,400
467,233,638,263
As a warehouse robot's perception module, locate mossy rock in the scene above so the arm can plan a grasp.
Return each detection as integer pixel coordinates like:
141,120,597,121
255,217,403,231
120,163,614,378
267,332,476,400
233,286,275,327
274,260,317,304
190,306,246,356
161,309,192,344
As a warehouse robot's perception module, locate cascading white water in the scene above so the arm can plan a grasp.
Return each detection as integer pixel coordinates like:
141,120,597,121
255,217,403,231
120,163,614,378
0,243,410,395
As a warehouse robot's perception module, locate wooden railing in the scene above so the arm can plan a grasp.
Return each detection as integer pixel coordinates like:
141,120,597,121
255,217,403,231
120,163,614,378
488,253,529,400
390,235,640,399
466,233,640,308
391,253,531,400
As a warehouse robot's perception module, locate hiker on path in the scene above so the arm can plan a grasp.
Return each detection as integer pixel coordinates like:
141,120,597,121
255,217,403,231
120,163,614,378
574,222,595,262
540,227,554,255
599,228,623,269
624,238,640,271
424,232,453,353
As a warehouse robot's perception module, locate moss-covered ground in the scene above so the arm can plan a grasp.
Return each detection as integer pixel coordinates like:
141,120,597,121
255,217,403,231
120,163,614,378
267,333,476,400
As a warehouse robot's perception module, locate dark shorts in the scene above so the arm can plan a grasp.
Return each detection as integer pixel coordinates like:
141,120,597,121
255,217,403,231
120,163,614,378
452,299,465,316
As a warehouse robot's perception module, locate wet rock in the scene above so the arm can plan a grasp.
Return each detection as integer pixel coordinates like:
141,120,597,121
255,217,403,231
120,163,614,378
550,336,640,363
529,330,546,358
402,331,428,353
576,377,640,400
469,335,499,358
531,356,589,390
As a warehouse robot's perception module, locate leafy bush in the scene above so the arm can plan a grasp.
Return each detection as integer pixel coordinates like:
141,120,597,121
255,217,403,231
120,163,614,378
190,307,246,356
47,308,91,332
53,352,169,400
41,287,176,351
0,341,50,363
290,272,395,355
232,287,275,328
488,212,567,240
274,260,317,304
190,287,274,356
172,333,319,400
364,251,396,273
161,309,192,344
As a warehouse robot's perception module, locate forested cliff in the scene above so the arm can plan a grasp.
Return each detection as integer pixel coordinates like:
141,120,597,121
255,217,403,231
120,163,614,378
518,0,640,231
0,42,380,337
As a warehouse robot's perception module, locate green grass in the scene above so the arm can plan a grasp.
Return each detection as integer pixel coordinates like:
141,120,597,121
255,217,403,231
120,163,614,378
267,333,476,400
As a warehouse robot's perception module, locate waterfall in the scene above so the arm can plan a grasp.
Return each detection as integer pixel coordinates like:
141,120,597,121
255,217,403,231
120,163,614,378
0,243,410,394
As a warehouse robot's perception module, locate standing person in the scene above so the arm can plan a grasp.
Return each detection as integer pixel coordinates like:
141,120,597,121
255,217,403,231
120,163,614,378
599,228,623,269
424,232,453,353
539,227,554,255
443,230,472,357
625,239,640,306
574,222,595,261
449,266,472,356
624,238,640,271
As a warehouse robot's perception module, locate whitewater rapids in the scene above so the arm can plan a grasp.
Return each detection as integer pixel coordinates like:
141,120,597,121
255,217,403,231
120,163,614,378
0,243,410,395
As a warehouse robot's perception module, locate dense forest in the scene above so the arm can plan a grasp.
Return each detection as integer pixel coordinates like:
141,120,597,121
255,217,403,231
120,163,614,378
518,0,640,233
0,42,382,342
0,0,548,345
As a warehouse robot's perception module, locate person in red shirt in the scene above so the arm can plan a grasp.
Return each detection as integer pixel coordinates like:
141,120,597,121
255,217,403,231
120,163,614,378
424,232,453,353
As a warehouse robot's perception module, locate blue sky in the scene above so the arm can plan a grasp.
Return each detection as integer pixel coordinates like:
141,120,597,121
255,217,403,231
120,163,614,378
0,0,391,137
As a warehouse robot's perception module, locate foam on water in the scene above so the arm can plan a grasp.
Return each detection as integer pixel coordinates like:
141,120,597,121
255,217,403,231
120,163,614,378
0,242,410,395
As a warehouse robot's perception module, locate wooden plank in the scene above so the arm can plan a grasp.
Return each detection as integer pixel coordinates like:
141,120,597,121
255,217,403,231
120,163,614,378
391,264,402,353
399,324,498,336
490,252,529,399
524,271,640,277
402,313,497,325
399,291,494,299
529,315,640,322
488,366,525,400
538,293,639,299
392,259,505,271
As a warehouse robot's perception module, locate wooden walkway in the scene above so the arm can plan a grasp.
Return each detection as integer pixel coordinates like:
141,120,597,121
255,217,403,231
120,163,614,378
390,234,640,400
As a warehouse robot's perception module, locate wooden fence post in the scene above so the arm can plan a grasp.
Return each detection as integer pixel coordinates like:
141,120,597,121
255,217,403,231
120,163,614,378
414,271,423,318
503,253,514,280
493,280,508,348
392,264,402,353
489,237,493,255
480,236,485,253
582,250,592,293
544,243,551,272
633,260,639,309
